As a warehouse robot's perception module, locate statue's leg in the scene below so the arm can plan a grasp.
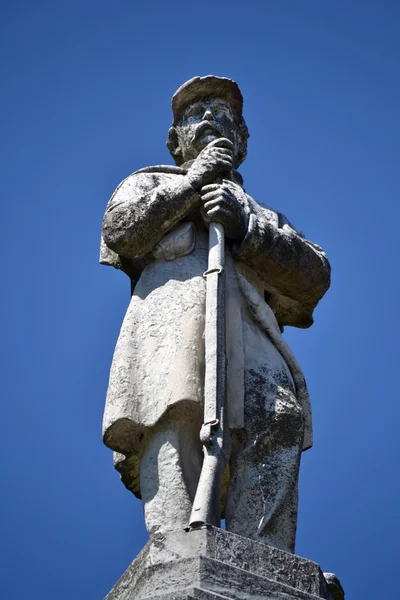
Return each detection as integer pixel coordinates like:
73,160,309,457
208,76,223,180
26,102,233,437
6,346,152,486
226,390,303,552
225,320,304,553
139,413,203,537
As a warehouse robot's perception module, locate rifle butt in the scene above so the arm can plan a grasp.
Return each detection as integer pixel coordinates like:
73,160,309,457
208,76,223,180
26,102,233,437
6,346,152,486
189,450,225,528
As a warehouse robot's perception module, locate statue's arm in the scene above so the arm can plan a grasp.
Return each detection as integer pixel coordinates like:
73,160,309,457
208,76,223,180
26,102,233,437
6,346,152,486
236,196,331,320
102,173,200,259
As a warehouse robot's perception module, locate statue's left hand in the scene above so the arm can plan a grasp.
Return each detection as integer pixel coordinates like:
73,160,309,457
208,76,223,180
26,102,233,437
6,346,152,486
200,181,249,242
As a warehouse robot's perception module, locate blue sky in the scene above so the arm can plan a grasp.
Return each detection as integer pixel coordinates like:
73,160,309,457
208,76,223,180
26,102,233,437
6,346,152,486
1,1,399,598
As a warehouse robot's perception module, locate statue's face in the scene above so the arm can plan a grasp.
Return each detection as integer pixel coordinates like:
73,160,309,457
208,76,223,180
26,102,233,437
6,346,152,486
175,98,240,163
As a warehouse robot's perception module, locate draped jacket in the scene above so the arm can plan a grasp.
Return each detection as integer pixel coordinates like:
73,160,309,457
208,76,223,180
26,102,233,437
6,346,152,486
100,165,331,495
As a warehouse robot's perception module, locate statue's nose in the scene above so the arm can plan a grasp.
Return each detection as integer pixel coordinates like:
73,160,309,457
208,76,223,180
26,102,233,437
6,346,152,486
202,109,213,121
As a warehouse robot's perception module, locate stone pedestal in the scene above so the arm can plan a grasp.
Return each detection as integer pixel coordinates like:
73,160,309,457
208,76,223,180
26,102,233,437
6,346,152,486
105,526,343,600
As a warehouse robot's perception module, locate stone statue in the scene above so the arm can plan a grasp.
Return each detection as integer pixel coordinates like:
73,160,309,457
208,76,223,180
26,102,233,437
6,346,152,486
100,75,330,555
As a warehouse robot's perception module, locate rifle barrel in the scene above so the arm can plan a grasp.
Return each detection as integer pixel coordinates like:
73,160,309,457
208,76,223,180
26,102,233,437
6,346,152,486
189,222,228,528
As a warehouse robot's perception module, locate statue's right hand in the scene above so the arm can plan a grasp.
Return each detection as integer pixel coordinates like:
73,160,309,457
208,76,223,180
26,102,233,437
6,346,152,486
186,138,233,190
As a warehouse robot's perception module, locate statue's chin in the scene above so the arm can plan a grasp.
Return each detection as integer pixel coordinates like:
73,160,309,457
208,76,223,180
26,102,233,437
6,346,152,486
195,133,220,151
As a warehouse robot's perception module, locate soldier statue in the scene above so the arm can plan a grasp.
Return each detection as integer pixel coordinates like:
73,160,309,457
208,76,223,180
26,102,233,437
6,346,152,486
100,75,330,554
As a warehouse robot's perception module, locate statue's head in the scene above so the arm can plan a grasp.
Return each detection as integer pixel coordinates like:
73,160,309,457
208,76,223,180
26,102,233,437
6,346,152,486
167,75,249,169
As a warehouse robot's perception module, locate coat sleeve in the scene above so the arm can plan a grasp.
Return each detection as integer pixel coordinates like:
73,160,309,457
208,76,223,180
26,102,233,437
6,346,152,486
235,195,331,328
102,172,200,259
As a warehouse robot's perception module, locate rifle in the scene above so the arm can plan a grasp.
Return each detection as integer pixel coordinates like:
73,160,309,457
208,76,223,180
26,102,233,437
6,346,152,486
189,221,230,528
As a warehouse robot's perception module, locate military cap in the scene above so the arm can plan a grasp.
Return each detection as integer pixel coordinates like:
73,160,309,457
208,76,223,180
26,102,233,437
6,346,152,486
171,75,244,125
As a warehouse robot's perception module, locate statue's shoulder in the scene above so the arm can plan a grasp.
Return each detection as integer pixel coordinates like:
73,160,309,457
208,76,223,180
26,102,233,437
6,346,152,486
254,199,305,237
110,165,187,200
101,165,188,278
133,165,187,176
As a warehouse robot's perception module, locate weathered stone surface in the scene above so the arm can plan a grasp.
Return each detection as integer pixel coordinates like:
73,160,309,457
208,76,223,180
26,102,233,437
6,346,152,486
101,75,331,555
105,527,342,600
145,590,231,599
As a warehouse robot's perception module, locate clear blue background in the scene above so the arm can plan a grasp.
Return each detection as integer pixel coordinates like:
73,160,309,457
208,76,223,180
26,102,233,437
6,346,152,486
1,1,399,598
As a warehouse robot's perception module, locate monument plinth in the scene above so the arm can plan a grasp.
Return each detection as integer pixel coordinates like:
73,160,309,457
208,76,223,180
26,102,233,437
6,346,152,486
105,527,343,600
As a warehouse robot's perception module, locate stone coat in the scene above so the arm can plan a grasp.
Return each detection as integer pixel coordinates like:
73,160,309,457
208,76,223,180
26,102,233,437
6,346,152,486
100,166,330,493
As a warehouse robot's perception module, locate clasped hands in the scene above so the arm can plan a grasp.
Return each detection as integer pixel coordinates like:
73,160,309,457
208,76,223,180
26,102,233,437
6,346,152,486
186,138,248,242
